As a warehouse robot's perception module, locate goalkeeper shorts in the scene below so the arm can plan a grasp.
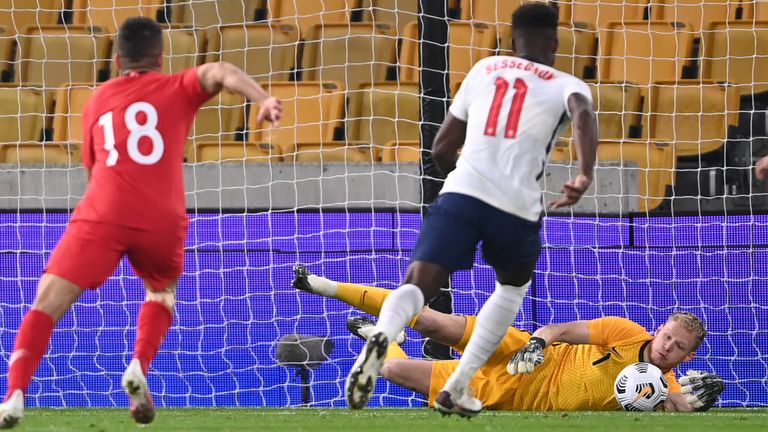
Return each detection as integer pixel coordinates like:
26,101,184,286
45,220,187,291
412,192,541,272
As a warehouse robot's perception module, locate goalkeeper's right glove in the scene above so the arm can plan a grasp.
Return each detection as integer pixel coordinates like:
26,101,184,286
680,370,726,412
507,336,546,375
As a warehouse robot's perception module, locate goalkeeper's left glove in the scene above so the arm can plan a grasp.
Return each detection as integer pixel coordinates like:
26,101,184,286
507,337,546,375
679,370,726,412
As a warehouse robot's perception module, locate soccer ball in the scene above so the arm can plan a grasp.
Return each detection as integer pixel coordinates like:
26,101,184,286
614,362,669,412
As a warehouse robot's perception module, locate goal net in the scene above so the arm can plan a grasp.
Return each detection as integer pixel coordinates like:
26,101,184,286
0,0,765,409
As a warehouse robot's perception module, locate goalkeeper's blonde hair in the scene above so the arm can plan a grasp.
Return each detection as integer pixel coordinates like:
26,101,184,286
668,312,707,350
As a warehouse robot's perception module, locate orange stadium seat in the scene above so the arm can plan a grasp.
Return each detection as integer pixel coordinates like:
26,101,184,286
51,83,94,155
347,81,420,160
301,23,397,93
207,23,299,82
554,22,597,79
0,25,12,75
0,84,46,145
293,142,374,163
741,0,768,21
16,25,110,89
591,81,642,140
651,0,741,33
598,21,694,88
192,141,281,164
701,20,768,94
568,0,647,29
399,20,419,81
188,90,246,159
361,0,419,37
171,0,261,29
248,81,346,156
381,139,420,163
0,0,62,36
71,0,164,35
644,80,739,157
268,0,355,38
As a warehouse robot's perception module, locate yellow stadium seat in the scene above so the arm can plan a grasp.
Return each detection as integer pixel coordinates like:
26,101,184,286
461,0,522,53
701,20,768,94
554,22,596,79
596,139,675,212
644,80,739,157
347,81,420,160
0,0,63,36
71,0,164,35
381,140,420,163
268,0,354,38
0,84,46,145
568,0,647,30
293,142,374,163
0,142,75,164
0,25,12,74
301,23,397,93
248,81,346,155
598,21,694,87
741,0,768,21
189,90,246,158
399,20,419,81
361,0,418,37
51,83,94,151
207,23,299,82
651,0,740,33
16,25,110,89
192,141,281,164
591,81,642,140
548,139,575,163
111,26,205,78
171,0,261,28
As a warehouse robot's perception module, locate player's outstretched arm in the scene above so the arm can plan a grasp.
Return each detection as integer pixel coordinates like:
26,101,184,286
507,321,590,375
197,62,282,126
550,93,597,209
432,112,467,176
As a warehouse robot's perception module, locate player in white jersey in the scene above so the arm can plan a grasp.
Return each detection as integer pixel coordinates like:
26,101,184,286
345,3,598,416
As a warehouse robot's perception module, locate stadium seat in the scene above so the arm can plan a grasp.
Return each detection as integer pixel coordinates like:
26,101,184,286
598,21,694,88
192,141,281,164
0,0,62,36
51,83,94,153
568,0,647,30
71,0,164,35
399,20,419,81
347,81,420,160
0,142,75,164
591,81,642,140
701,20,768,94
595,139,675,212
111,26,205,78
0,84,46,146
268,0,354,38
206,23,299,82
651,0,741,33
293,142,374,163
189,90,246,158
461,0,522,53
644,80,739,157
548,139,575,163
360,0,418,37
16,25,110,89
301,23,397,93
171,0,261,28
381,140,420,163
0,25,12,75
741,0,768,21
248,81,346,156
553,22,597,79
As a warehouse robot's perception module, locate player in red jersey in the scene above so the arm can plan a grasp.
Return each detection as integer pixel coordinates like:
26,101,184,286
0,17,282,428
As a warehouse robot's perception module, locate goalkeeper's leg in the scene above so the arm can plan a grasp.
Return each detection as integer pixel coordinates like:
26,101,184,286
1,274,83,429
122,280,176,425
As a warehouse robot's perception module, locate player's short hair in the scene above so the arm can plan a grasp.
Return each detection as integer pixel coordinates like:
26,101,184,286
117,17,163,63
512,3,558,39
668,312,707,350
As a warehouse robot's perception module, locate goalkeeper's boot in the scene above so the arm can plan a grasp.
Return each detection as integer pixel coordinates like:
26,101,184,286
346,316,406,345
345,332,388,410
292,264,336,297
0,390,24,429
122,358,156,424
434,387,483,418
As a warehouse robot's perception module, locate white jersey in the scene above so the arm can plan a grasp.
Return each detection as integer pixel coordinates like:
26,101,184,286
441,55,592,222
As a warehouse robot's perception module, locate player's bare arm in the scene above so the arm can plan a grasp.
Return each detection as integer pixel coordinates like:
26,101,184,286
508,320,590,375
550,93,597,209
197,62,282,126
432,112,467,176
755,155,768,180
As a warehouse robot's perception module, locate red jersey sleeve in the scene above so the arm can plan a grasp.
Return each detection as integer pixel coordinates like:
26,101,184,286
588,317,652,346
80,101,96,169
179,67,215,109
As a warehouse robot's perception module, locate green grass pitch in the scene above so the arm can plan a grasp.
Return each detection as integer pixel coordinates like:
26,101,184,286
14,408,768,432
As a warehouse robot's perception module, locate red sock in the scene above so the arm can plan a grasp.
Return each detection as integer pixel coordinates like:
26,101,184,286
5,309,55,401
133,301,173,376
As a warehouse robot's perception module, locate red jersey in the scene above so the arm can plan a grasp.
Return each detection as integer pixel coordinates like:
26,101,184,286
73,68,213,231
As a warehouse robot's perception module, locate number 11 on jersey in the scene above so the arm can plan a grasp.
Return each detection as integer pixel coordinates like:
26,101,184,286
484,77,528,139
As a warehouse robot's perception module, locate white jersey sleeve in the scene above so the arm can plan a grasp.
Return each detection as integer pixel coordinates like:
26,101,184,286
439,56,593,222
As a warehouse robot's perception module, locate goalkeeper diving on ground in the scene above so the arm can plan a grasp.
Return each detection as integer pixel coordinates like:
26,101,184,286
292,265,725,412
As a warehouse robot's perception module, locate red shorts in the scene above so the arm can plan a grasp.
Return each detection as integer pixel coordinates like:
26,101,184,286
45,220,187,291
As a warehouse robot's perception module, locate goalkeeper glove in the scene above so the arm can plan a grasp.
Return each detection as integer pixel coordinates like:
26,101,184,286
507,336,546,375
680,370,726,412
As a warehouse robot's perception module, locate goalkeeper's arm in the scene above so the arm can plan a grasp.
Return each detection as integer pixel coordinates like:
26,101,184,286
507,321,591,375
665,371,726,412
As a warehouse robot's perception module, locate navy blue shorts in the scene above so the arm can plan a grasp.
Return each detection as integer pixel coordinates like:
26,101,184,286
411,193,541,273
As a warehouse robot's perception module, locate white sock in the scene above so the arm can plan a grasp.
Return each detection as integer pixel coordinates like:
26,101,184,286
373,284,425,343
444,280,530,392
307,274,338,297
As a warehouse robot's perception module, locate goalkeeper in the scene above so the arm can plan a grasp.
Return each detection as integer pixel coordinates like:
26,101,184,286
293,265,725,412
